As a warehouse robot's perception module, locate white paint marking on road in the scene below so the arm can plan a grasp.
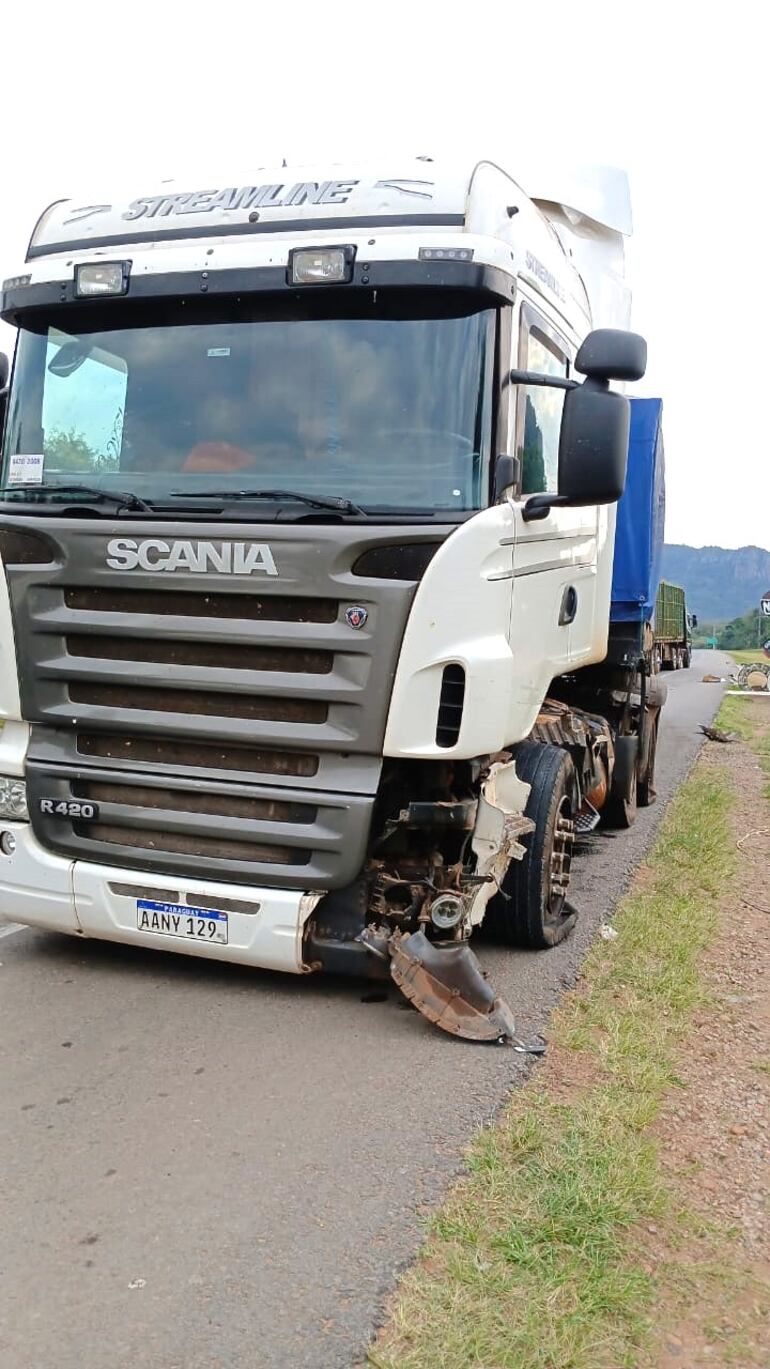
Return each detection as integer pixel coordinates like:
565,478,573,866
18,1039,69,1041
0,921,26,940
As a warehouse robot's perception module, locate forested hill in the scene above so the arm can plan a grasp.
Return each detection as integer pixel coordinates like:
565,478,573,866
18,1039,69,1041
660,544,770,621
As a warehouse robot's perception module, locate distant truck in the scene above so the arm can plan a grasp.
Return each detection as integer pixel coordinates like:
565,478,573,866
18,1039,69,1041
655,581,694,669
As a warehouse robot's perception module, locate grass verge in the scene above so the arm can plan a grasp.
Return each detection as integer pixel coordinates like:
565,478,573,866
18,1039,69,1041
729,650,769,667
370,767,737,1369
720,694,770,798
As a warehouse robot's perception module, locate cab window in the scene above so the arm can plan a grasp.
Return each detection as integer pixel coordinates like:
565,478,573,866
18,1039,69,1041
517,309,570,494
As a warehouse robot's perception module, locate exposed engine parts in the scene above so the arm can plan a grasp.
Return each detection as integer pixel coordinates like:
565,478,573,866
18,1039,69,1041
429,894,465,930
304,690,663,1044
305,750,539,1042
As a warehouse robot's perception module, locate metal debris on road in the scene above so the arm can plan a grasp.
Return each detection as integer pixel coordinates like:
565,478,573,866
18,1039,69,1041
700,725,739,743
512,1039,547,1055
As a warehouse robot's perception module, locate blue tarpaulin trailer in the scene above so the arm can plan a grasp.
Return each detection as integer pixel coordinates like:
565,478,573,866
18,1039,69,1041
610,397,665,628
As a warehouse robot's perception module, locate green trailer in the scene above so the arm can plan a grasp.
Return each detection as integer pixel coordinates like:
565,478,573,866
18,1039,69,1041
654,581,692,669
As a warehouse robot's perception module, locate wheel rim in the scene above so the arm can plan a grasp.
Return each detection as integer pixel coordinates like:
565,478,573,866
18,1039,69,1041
547,797,574,920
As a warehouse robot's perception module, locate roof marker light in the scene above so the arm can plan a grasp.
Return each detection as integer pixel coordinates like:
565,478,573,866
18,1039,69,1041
419,247,474,262
75,261,130,298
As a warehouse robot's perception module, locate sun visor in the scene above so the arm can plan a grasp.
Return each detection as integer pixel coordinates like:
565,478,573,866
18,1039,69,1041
26,167,472,261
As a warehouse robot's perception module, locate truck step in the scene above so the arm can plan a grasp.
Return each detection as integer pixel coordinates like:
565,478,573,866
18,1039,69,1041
574,800,601,835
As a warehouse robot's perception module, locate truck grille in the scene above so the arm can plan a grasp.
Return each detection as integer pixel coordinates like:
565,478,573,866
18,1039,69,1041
63,586,338,622
75,731,320,778
66,634,333,674
77,825,309,867
26,764,373,888
72,780,318,824
79,821,304,865
6,520,451,887
68,682,328,724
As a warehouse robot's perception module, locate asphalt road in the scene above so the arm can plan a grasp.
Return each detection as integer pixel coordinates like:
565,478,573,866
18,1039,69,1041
0,651,732,1369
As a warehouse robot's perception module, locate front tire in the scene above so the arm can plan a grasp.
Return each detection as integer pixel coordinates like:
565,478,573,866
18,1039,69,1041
486,743,577,949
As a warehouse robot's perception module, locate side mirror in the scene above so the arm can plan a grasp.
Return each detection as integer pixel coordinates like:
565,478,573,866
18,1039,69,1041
523,385,631,520
575,329,647,383
557,383,630,506
692,614,698,628
521,329,646,521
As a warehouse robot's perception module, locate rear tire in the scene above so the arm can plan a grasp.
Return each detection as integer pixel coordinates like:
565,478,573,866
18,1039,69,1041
486,743,577,949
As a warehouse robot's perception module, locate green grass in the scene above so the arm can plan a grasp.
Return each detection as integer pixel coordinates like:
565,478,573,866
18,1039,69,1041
370,769,739,1369
729,649,769,666
718,693,759,741
719,695,770,798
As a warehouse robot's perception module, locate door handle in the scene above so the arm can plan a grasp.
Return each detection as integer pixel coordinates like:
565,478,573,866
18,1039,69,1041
559,585,578,625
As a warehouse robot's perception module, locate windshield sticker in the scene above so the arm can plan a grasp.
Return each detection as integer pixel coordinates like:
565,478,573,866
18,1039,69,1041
207,347,231,357
7,453,44,486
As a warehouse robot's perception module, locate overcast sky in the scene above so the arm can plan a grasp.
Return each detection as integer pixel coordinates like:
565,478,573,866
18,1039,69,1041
2,2,767,550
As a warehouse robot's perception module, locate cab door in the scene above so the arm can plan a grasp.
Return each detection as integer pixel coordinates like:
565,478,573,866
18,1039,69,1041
506,303,601,726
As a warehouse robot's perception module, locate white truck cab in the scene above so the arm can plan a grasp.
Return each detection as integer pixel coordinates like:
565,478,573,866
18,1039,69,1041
0,158,650,1041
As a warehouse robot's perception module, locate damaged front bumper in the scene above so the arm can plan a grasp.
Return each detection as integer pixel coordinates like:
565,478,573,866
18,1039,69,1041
307,757,536,1044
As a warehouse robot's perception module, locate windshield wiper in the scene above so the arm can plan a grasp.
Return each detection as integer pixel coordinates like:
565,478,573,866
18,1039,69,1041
0,483,153,513
168,487,367,516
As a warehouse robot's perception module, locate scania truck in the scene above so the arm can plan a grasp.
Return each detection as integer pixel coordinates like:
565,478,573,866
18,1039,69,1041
0,158,660,1042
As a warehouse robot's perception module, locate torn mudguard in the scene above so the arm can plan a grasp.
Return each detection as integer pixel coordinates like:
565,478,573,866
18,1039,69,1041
389,929,517,1044
305,757,537,1042
367,759,534,1044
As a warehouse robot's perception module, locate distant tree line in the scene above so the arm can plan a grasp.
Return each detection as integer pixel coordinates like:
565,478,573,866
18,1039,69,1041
711,609,766,651
44,427,119,472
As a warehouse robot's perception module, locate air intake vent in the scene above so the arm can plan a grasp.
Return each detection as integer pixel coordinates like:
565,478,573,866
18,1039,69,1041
352,543,441,580
0,528,58,566
435,664,465,748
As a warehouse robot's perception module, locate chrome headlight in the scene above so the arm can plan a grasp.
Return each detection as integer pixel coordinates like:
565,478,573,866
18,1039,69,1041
0,776,28,820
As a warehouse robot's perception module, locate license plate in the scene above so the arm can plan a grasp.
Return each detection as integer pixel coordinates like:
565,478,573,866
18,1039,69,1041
136,899,228,944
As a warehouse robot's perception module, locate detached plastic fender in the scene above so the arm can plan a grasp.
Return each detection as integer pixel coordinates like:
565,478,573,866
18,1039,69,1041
389,929,517,1044
611,734,639,803
645,673,668,710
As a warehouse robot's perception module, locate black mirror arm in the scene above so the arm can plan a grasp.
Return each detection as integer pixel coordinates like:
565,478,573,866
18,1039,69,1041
521,493,571,522
507,369,579,391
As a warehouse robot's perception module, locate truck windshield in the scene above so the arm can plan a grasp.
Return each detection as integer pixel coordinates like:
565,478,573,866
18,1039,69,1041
2,292,496,514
